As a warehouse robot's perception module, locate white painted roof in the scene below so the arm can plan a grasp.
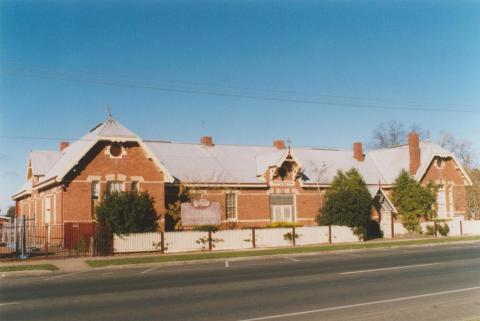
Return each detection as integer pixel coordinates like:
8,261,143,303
13,119,464,199
294,148,383,185
145,142,279,184
37,119,140,186
30,150,62,176
367,141,454,183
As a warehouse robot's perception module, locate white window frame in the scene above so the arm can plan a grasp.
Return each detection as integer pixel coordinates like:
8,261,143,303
44,196,51,225
107,181,125,193
271,205,294,222
225,193,238,220
437,185,447,219
270,194,296,222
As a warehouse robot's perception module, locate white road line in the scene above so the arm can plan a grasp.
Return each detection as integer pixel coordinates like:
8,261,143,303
283,257,299,262
236,286,480,321
140,266,161,274
0,302,21,307
339,262,441,275
44,271,85,281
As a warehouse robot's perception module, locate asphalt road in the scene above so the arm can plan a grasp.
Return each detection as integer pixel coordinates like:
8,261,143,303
1,242,480,321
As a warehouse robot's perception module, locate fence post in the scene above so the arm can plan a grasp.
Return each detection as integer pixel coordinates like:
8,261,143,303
252,228,256,248
92,223,96,257
160,231,165,254
460,220,463,236
328,225,332,244
292,226,296,247
391,214,395,238
45,224,49,259
208,231,213,251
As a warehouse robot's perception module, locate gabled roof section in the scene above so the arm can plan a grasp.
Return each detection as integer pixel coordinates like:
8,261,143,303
12,181,32,200
29,150,62,177
367,141,472,185
34,118,174,189
296,148,384,185
145,142,276,184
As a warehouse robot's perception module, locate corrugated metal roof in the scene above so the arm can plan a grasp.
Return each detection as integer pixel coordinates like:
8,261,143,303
30,150,62,176
367,141,453,183
37,118,140,186
13,119,461,199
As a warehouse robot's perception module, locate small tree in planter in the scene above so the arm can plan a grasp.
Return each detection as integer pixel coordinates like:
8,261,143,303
316,168,372,240
392,170,437,234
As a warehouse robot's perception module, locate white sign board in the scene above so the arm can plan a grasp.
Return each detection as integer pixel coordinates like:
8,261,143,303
181,199,221,226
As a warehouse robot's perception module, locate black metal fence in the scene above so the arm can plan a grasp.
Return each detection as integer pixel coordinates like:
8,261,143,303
0,218,96,260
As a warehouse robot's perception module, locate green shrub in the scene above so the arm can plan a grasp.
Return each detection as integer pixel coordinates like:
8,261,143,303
425,225,436,236
317,169,372,240
192,225,219,232
96,191,158,235
74,238,88,254
265,222,303,228
283,232,301,244
424,221,450,236
95,219,113,256
392,170,437,233
364,219,383,240
437,222,450,236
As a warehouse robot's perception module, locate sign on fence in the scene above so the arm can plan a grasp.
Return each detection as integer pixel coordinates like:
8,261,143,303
181,199,221,226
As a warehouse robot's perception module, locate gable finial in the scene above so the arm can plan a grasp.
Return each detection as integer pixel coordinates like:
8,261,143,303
287,137,292,153
107,105,113,121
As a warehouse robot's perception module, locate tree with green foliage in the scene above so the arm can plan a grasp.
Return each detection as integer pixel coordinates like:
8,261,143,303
95,191,158,235
392,170,437,233
6,206,16,220
165,185,199,231
317,168,372,239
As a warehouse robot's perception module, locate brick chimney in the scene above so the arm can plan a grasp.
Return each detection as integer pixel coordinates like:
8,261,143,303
59,141,70,151
200,136,214,147
273,140,286,150
353,142,364,161
408,132,421,175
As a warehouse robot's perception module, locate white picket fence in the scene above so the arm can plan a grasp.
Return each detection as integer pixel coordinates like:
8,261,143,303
113,225,359,254
394,219,480,237
113,220,480,254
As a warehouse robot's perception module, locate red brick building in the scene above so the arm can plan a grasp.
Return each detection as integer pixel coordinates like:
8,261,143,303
12,118,472,233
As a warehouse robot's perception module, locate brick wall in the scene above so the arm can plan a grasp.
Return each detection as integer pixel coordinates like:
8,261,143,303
421,157,467,216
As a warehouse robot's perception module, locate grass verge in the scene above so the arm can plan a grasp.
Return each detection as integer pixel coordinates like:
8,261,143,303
86,235,480,268
0,264,59,272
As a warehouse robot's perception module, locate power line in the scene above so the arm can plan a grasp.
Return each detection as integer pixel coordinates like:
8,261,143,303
2,67,480,114
3,59,480,108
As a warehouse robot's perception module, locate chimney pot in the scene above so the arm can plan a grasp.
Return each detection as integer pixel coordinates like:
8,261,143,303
200,136,214,147
408,132,421,175
273,140,286,150
353,142,364,161
59,141,70,151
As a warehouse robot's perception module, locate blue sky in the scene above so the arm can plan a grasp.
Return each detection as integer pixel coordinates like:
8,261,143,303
1,1,479,212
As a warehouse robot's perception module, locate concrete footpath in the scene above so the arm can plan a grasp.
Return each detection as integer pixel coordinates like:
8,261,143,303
1,236,480,274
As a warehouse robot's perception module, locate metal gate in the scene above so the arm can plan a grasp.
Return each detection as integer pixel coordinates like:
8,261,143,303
0,217,95,259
